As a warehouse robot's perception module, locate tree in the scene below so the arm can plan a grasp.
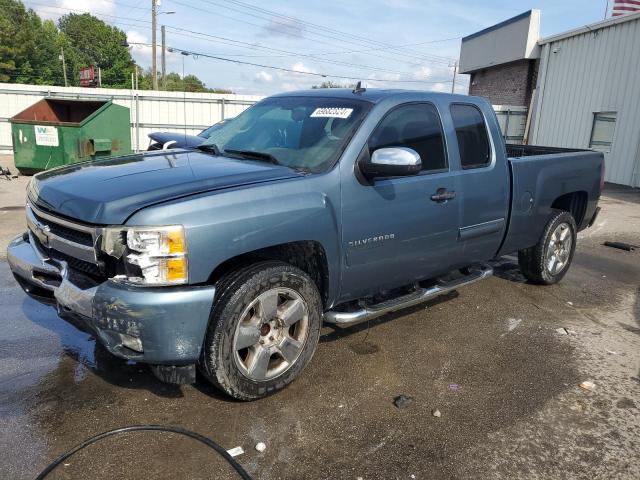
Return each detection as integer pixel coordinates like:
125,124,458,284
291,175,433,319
138,69,233,93
57,13,135,88
0,0,63,84
0,1,232,92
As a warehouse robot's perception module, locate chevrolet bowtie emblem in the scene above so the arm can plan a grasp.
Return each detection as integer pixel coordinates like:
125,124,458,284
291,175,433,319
35,223,51,246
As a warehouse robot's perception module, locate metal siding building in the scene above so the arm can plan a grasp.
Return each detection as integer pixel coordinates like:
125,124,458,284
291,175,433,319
531,13,640,187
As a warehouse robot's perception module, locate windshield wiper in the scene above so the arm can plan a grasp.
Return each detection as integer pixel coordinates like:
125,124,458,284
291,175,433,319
196,143,221,155
224,149,280,165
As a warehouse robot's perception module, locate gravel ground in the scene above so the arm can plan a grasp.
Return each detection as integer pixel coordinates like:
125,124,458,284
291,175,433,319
0,178,638,480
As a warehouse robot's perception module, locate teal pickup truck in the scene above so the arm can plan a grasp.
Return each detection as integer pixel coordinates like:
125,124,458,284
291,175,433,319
8,88,603,399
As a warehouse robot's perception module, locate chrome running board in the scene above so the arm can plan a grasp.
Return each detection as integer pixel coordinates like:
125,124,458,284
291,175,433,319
324,264,493,326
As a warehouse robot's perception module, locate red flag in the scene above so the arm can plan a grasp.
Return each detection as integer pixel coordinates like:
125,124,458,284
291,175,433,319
612,0,640,16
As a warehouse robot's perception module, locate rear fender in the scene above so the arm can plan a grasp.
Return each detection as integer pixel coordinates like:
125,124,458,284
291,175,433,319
498,151,602,256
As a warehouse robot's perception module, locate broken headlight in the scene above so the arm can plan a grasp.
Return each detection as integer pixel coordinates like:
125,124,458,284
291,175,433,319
101,225,188,285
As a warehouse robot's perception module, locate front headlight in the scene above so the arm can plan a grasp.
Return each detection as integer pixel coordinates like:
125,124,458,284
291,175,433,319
101,225,188,285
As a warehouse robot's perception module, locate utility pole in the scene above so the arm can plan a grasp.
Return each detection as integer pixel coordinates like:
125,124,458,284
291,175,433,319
60,47,68,87
451,60,458,94
151,0,158,90
161,25,166,90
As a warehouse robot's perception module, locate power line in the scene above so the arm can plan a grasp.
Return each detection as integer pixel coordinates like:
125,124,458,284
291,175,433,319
18,0,461,65
9,1,465,89
271,36,464,60
128,41,454,85
193,0,458,63
170,0,459,63
18,2,456,80
171,0,454,66
165,26,447,77
28,0,453,67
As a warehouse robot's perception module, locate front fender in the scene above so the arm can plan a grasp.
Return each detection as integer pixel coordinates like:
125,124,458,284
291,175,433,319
126,171,342,305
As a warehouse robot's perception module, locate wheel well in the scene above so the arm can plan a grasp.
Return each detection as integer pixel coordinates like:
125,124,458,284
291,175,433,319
207,241,330,307
551,191,588,227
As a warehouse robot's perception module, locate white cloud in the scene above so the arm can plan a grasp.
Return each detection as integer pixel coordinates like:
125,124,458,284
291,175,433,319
254,71,274,83
430,82,449,92
290,63,316,75
412,66,433,80
59,0,115,14
264,63,321,91
31,0,116,20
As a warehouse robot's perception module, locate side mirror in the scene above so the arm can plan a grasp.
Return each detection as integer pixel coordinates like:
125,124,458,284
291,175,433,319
359,147,422,179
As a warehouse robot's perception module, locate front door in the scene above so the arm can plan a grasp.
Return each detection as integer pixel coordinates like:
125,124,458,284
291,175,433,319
338,102,460,302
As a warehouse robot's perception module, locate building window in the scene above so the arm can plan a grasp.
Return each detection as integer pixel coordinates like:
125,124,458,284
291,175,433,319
589,112,617,153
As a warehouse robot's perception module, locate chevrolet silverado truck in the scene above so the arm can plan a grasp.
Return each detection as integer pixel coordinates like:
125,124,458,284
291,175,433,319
8,89,603,400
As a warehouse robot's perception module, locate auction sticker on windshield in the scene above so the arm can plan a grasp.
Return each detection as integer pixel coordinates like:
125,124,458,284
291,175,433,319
310,107,353,119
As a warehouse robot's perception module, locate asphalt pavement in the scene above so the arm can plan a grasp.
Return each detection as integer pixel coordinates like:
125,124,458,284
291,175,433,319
0,182,638,480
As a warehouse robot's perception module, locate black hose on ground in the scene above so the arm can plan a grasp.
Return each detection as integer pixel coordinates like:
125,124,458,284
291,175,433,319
35,425,253,480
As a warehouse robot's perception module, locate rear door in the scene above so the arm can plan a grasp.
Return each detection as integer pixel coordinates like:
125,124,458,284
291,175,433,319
338,102,461,301
447,103,509,264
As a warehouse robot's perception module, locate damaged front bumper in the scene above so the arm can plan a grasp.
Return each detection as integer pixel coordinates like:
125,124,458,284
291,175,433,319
7,233,215,384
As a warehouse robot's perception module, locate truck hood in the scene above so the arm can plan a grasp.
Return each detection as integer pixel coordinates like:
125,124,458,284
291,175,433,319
29,150,301,224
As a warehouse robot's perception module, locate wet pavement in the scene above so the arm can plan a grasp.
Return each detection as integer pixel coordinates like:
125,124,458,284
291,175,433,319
1,186,639,480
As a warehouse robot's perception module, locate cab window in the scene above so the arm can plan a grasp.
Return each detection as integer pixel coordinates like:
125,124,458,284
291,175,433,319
450,104,491,169
369,103,447,172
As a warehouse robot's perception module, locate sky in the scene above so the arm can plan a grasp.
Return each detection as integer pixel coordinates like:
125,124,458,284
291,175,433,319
26,0,612,96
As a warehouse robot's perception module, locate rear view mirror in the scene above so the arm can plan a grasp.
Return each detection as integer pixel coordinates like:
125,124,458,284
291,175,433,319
359,147,421,179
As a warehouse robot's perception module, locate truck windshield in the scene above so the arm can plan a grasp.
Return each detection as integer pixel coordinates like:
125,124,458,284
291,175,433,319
200,96,370,172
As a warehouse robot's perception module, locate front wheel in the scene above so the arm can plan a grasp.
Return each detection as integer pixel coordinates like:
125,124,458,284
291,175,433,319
518,210,577,285
199,261,322,400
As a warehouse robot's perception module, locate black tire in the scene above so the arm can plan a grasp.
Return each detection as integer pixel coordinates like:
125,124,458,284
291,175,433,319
518,210,577,285
199,261,322,400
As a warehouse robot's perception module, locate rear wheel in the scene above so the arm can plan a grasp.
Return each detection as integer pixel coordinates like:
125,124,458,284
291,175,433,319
200,261,322,400
518,210,577,285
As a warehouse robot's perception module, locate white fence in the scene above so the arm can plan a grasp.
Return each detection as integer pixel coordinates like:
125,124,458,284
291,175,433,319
0,83,529,154
0,83,262,153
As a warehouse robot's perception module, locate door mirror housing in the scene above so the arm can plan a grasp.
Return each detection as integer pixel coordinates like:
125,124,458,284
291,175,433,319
359,147,422,179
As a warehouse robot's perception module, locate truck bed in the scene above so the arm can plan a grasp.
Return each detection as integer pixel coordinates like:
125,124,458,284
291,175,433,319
498,145,603,257
506,144,588,158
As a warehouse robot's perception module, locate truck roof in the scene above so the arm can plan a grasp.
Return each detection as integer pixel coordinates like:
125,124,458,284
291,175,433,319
270,88,477,104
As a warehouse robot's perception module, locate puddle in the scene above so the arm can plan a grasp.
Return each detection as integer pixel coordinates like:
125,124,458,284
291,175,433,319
349,341,380,355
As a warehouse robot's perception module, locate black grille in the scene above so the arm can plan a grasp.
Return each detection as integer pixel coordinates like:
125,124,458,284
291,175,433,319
31,211,94,247
52,250,103,278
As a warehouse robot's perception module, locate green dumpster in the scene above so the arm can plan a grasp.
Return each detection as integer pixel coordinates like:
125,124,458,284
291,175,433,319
9,98,132,174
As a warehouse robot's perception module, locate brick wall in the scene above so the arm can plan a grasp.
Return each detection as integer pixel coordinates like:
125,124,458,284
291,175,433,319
468,59,538,107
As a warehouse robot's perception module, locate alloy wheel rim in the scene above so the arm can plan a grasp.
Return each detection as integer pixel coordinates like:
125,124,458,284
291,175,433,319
546,222,572,275
233,287,309,381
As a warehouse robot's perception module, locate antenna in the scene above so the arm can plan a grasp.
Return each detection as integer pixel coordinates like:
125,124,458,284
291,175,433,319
352,81,366,94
